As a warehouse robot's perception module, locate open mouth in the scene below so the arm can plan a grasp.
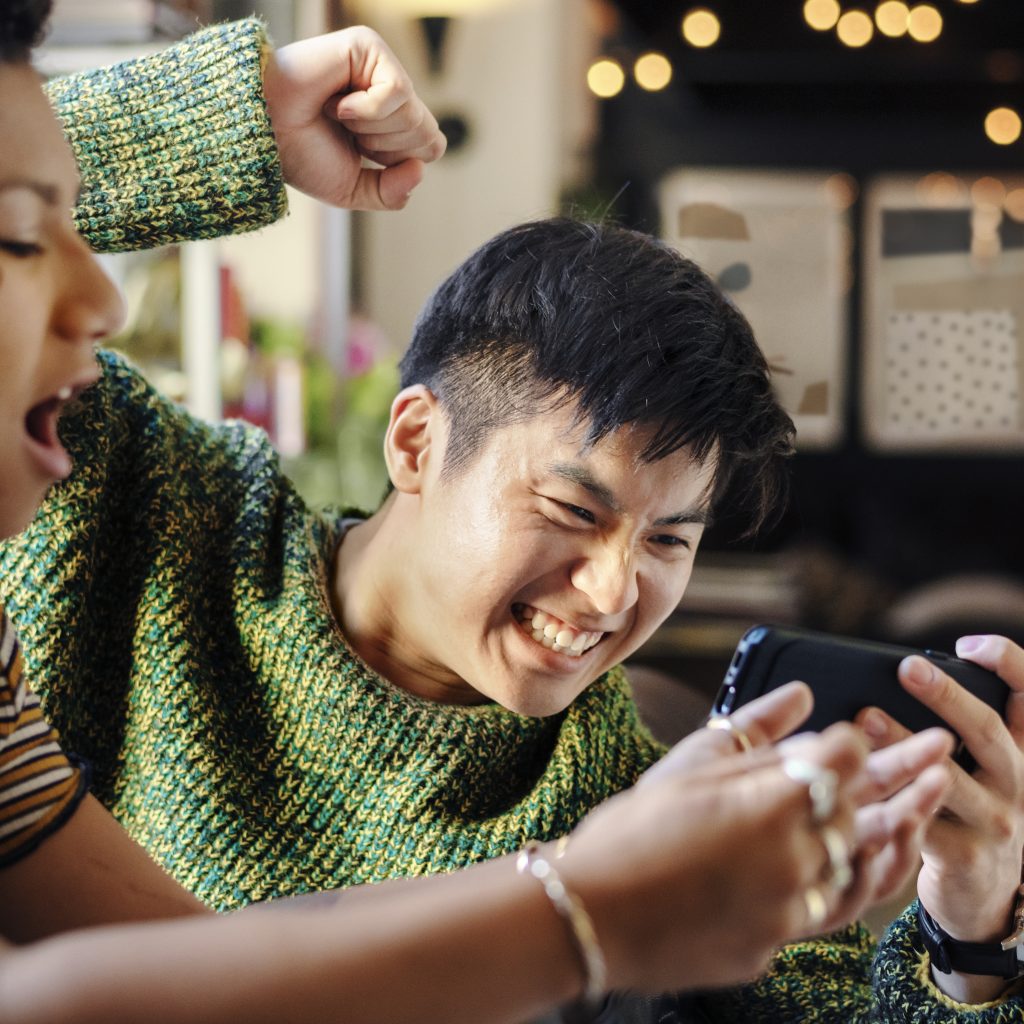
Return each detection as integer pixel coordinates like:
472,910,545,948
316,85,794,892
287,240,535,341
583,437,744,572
25,387,71,449
513,603,605,658
23,383,90,479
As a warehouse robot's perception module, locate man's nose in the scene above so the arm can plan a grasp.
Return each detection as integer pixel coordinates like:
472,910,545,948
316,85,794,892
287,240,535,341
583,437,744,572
569,545,640,616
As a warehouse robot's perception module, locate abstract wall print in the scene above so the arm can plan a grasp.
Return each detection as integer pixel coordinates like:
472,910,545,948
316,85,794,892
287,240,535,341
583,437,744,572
659,168,854,449
863,174,1024,451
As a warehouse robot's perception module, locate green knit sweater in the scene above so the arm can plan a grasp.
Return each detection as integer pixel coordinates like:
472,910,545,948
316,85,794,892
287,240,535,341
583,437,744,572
3,17,1022,1022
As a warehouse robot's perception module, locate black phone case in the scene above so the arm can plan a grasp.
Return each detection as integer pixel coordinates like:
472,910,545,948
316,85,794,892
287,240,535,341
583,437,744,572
712,625,1008,754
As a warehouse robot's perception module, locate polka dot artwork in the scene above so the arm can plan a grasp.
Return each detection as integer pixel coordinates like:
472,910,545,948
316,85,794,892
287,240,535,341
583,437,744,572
884,310,1020,440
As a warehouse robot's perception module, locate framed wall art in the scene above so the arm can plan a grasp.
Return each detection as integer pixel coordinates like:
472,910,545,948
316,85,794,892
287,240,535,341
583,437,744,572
659,168,854,449
862,173,1024,451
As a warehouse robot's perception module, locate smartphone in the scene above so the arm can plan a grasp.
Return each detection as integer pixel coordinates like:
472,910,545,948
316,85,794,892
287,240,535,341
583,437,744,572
712,624,1008,765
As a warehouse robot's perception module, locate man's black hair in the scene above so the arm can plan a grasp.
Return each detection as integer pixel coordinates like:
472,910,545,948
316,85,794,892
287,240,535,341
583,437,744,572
400,217,795,537
0,0,51,63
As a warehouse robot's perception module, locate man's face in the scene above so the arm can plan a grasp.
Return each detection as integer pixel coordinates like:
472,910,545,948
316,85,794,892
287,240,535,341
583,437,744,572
0,63,124,539
376,396,715,717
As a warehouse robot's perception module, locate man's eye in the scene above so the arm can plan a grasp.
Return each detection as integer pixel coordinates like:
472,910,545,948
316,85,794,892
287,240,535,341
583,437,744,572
652,534,689,548
563,503,595,524
0,239,43,257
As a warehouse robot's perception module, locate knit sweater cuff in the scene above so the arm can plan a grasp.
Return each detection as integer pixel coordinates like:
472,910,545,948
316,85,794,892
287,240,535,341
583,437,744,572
874,903,1024,1022
47,18,288,253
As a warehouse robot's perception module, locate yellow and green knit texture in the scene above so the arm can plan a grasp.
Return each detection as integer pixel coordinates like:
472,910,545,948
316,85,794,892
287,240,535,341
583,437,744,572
45,18,286,253
4,18,1021,1021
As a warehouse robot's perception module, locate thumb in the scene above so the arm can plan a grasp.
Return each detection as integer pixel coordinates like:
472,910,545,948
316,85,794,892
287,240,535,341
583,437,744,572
354,158,425,211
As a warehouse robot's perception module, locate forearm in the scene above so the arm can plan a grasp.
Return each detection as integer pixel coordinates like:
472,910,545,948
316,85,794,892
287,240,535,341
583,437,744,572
47,18,287,253
0,855,583,1024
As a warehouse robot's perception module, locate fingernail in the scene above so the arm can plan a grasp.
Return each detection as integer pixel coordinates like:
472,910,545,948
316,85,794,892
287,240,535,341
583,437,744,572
956,635,986,656
902,656,935,688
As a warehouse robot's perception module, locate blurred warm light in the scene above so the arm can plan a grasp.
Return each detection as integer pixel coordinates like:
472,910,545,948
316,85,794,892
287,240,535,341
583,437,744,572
804,0,841,31
823,172,859,209
972,176,1007,206
681,8,721,47
875,1,910,36
972,235,1001,261
837,10,874,47
634,52,673,91
971,204,1002,241
907,4,942,42
1006,189,1024,222
956,0,980,4
984,107,1022,145
587,58,625,98
915,172,967,206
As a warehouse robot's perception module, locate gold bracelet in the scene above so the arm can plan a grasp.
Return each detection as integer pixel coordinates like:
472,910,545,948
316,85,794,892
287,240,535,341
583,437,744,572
516,841,607,1005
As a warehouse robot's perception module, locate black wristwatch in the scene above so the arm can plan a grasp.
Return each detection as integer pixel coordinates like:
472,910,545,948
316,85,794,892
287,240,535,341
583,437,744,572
917,902,1024,979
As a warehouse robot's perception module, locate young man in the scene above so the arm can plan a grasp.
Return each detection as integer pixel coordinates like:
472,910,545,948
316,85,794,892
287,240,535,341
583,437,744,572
1,6,1021,1021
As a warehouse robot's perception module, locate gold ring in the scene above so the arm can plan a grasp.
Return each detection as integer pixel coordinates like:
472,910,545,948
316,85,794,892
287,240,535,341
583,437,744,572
705,714,754,754
819,825,854,891
782,758,839,823
803,884,828,930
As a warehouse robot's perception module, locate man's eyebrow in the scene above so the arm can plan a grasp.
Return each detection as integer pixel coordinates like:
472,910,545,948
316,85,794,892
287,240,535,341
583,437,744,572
653,509,710,528
550,462,622,513
0,179,62,205
549,461,710,527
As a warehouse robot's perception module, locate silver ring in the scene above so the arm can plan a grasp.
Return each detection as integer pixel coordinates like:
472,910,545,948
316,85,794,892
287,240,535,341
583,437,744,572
705,714,754,754
819,825,854,891
803,885,828,930
783,758,839,823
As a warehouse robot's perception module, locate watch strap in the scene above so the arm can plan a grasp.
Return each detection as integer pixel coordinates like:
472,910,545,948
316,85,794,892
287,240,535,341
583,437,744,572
917,902,1024,979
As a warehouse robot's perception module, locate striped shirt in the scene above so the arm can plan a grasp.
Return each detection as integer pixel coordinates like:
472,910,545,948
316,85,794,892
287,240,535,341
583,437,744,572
0,607,86,866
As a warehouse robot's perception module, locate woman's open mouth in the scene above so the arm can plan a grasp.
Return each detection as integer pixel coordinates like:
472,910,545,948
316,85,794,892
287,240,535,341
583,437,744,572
23,384,86,480
514,603,605,658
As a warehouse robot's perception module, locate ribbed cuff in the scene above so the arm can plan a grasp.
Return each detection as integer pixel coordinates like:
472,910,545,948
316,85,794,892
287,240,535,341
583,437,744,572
47,18,288,253
875,903,1024,1022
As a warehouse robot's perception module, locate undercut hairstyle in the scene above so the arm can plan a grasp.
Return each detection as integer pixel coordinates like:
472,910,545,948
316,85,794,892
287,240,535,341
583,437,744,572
0,0,51,63
400,218,796,537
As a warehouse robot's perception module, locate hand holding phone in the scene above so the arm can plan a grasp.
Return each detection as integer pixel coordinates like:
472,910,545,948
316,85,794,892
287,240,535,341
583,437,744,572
712,625,1009,767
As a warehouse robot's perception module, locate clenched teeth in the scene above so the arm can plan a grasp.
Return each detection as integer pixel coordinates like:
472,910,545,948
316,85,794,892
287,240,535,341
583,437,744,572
514,604,603,657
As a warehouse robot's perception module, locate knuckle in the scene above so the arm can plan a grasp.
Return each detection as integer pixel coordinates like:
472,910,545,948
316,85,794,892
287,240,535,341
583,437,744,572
990,808,1016,842
350,25,382,47
976,704,1006,747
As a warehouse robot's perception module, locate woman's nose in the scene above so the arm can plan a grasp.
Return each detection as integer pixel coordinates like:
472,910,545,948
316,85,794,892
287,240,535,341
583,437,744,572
54,241,127,345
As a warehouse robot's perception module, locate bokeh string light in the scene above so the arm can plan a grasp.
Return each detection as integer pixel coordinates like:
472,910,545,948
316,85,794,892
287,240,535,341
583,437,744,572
907,4,943,42
837,9,874,46
681,7,722,47
985,106,1023,146
588,0,1018,137
875,1,910,37
634,52,674,91
587,58,625,99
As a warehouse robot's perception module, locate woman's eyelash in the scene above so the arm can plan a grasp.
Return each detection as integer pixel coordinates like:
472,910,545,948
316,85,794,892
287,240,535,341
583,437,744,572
0,239,43,257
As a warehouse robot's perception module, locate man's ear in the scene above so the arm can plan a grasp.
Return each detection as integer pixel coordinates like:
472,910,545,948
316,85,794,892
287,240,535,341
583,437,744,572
384,385,445,495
